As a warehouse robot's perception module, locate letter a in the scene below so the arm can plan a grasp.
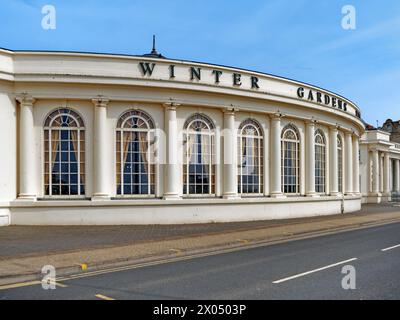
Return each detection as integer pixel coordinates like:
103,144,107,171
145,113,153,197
341,5,356,30
42,5,56,30
341,265,356,290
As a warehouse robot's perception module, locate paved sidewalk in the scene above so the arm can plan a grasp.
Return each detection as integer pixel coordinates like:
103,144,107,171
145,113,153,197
1,204,400,285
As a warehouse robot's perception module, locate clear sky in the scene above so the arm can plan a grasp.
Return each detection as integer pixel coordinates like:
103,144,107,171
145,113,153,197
1,0,399,126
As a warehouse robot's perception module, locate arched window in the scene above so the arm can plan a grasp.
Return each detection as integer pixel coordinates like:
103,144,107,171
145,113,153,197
238,119,264,195
183,114,215,196
44,108,85,197
315,130,326,194
281,124,300,195
116,110,156,196
338,135,343,193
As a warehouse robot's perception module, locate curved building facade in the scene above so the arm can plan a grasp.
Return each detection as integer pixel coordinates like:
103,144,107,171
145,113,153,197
0,48,365,225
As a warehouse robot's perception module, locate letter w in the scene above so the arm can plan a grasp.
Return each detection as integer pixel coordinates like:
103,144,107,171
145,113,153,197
139,62,156,76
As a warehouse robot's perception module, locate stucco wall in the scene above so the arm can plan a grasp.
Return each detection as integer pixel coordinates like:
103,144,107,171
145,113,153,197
10,197,361,226
0,83,16,225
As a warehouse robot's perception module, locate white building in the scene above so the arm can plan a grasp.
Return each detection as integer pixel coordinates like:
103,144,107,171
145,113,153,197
360,129,400,204
0,47,378,226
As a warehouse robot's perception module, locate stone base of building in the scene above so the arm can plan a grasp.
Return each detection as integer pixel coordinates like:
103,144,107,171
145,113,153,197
7,196,362,226
0,208,10,226
362,193,393,204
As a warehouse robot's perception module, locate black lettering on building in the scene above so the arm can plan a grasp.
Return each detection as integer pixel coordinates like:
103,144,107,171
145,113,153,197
139,62,156,76
190,67,201,81
251,76,260,89
169,65,175,78
233,73,242,86
212,70,223,83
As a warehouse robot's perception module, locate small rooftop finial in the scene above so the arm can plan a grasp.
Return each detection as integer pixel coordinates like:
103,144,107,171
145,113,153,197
143,35,165,59
152,35,156,52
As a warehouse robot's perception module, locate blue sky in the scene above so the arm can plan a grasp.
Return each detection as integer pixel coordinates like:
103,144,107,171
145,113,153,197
1,0,399,126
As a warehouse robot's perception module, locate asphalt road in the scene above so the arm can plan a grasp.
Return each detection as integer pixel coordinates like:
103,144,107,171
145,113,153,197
1,204,396,258
1,221,400,300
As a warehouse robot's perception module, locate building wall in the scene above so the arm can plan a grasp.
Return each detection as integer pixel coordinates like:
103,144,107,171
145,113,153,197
360,130,400,204
0,49,366,225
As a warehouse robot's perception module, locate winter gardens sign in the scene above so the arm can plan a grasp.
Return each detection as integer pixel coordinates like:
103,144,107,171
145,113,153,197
137,61,360,118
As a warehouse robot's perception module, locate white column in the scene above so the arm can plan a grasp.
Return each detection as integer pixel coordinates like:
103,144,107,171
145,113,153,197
223,109,239,199
329,126,339,196
306,120,317,197
394,159,400,193
345,132,353,195
380,155,384,193
92,98,110,200
383,153,391,196
163,104,181,200
271,114,284,198
17,95,37,200
263,119,270,196
352,135,360,195
215,126,222,197
372,149,380,194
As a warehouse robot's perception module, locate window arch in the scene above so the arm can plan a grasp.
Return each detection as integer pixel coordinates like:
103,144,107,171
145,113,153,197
315,129,326,194
183,114,215,196
281,124,300,194
337,135,343,193
116,110,156,196
238,119,264,195
44,108,85,197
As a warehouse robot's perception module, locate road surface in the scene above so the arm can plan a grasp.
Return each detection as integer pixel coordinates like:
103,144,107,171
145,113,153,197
1,221,400,300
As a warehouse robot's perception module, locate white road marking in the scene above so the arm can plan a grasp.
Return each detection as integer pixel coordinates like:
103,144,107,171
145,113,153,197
273,258,358,284
382,244,400,252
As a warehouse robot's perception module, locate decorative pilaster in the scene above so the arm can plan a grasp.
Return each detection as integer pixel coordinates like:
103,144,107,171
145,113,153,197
352,135,360,195
16,94,37,200
345,132,353,195
394,159,400,193
163,102,181,200
383,153,391,197
371,149,380,195
223,108,239,199
270,113,284,198
306,119,318,197
263,119,270,197
214,126,222,197
329,126,339,196
92,97,110,200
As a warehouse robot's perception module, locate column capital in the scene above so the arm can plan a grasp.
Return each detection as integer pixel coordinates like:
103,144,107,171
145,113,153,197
223,105,239,114
163,101,181,110
270,111,284,120
305,117,318,126
92,97,110,107
16,93,36,106
345,131,353,137
352,131,360,139
329,123,341,131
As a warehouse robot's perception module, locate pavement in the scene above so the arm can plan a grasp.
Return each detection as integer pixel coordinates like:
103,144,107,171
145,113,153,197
1,203,400,290
1,220,400,300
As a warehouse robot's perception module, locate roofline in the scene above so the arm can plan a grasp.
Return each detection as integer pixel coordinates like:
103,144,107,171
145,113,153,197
0,46,361,112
